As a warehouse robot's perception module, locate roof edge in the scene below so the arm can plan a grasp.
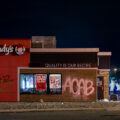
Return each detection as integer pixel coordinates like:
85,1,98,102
30,48,99,52
97,52,112,56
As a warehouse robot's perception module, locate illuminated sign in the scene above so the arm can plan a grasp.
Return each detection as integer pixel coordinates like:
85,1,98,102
36,74,47,90
49,74,61,89
0,44,25,55
0,44,14,55
15,45,25,55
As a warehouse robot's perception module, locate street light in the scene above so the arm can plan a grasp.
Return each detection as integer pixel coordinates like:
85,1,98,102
113,68,118,73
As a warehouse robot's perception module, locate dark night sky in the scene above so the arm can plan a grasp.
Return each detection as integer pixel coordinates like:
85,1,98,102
0,0,119,67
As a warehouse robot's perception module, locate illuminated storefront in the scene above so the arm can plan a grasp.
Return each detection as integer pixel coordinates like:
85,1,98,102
0,37,111,102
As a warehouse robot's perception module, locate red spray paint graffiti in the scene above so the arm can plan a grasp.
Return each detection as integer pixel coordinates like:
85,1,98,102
63,77,95,96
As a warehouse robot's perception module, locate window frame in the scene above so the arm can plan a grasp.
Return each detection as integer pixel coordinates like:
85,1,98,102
20,73,62,94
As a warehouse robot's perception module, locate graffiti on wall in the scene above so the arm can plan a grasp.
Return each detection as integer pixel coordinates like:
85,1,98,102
63,77,95,97
0,74,14,92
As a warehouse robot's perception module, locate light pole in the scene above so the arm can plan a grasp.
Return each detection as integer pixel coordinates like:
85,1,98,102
113,68,118,73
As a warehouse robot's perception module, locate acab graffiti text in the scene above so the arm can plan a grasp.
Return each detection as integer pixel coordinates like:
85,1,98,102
63,77,95,96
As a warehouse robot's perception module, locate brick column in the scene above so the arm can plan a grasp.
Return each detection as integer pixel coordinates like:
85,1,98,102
98,71,109,100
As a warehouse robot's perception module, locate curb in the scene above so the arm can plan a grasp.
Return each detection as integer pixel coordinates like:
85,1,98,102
0,108,105,113
106,107,120,111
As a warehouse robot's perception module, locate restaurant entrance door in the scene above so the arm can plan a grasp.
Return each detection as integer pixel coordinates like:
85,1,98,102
97,76,104,100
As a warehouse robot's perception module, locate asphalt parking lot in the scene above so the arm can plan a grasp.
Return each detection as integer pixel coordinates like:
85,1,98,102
1,110,120,120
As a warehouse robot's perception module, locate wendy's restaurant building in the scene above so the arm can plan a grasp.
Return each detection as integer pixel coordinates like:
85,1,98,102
0,36,112,102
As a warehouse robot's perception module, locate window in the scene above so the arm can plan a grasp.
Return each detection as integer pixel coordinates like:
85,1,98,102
109,77,120,94
49,74,62,94
20,74,34,94
34,74,47,94
20,73,62,94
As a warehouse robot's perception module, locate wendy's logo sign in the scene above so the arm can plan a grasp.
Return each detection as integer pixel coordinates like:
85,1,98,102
15,44,25,55
0,44,25,55
0,44,14,55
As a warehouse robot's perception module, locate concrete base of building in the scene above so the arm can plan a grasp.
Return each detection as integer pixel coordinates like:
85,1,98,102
0,102,120,113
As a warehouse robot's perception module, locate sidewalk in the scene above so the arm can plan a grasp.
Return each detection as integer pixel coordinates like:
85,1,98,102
0,101,120,113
